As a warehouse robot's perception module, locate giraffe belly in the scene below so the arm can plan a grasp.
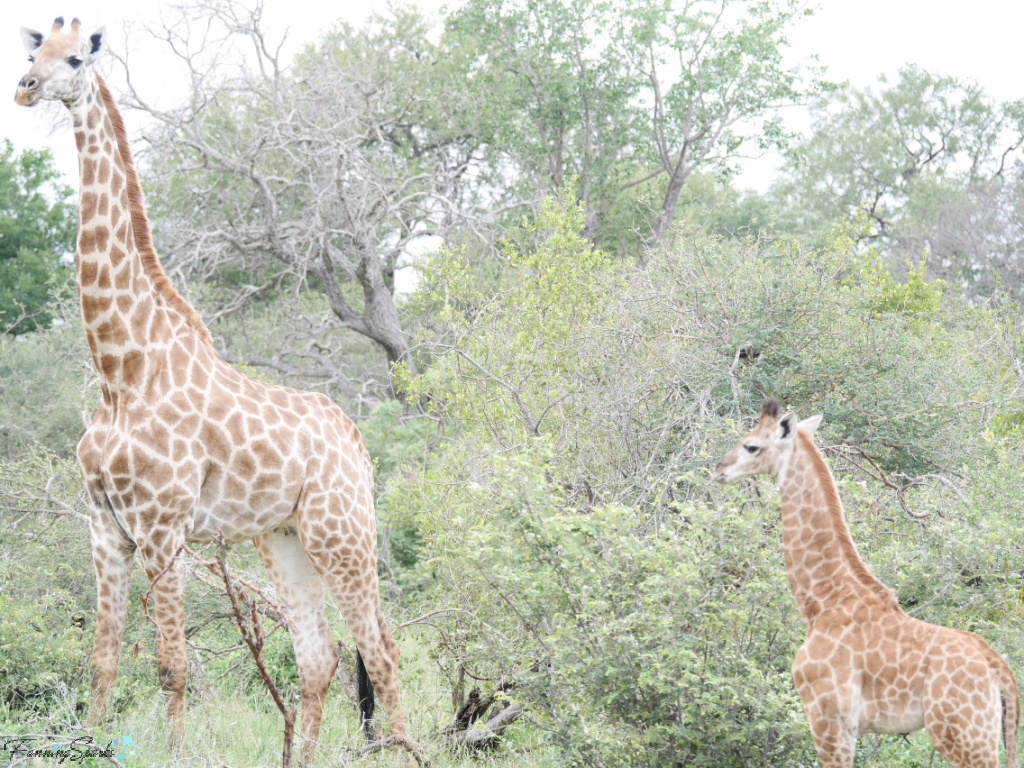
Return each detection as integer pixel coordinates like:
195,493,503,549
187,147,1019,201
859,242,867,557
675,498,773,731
189,498,297,544
188,462,305,544
860,698,926,736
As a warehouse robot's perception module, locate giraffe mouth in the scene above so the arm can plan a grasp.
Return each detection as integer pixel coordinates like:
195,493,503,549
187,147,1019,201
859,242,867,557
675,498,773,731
15,86,42,107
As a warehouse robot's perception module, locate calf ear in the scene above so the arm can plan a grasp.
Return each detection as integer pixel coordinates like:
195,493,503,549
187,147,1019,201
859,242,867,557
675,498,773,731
798,414,823,436
21,27,44,54
777,412,798,441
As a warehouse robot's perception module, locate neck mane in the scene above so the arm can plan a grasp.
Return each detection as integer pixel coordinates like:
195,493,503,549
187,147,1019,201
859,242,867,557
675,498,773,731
779,431,900,626
92,73,213,347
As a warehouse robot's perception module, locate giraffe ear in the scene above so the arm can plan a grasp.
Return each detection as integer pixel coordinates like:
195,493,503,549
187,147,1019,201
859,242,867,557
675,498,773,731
798,414,823,436
776,412,798,441
87,26,106,57
21,27,44,54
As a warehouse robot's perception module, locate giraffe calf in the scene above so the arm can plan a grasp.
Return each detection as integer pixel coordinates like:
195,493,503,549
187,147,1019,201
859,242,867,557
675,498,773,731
713,399,1019,768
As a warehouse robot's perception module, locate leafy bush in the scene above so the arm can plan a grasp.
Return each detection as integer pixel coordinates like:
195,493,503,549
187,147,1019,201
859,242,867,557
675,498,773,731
0,593,90,712
0,294,94,460
0,454,93,713
389,190,1024,765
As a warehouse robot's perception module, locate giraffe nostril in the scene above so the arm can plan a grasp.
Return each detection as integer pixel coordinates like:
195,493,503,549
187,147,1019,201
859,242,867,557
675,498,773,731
19,76,39,90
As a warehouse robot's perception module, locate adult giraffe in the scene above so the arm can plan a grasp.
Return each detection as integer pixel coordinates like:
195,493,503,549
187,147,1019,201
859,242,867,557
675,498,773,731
15,17,417,759
712,398,1019,768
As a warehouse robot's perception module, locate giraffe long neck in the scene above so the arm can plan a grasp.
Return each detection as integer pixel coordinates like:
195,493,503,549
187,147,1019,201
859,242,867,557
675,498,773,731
69,73,211,401
777,432,899,627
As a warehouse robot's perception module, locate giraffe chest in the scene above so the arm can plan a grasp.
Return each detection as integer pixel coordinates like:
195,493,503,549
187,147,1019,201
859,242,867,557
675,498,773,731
795,610,931,738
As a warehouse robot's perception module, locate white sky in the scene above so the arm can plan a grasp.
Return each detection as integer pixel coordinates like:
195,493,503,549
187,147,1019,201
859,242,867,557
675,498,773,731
2,0,1023,195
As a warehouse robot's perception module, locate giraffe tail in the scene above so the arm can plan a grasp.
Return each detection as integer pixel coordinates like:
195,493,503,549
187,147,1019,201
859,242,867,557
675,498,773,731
356,650,376,742
999,657,1020,768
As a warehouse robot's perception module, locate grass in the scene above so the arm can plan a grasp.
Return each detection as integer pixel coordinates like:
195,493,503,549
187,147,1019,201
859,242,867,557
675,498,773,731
0,513,553,767
2,621,555,768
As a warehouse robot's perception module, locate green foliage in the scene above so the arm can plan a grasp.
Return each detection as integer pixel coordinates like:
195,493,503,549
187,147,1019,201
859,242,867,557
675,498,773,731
446,0,810,248
410,189,617,441
0,593,90,712
389,189,1023,765
360,399,440,478
0,139,76,335
0,292,94,459
853,253,944,317
415,460,814,765
772,65,1024,298
0,453,92,713
657,222,1007,476
777,65,1005,232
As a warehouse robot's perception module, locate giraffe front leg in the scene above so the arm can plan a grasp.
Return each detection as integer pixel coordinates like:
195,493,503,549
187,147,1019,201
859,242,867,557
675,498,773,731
796,685,858,768
806,715,858,768
138,533,188,752
85,511,136,729
793,660,858,766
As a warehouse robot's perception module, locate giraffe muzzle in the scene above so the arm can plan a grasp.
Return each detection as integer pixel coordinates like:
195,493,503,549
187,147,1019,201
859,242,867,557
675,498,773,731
15,76,41,106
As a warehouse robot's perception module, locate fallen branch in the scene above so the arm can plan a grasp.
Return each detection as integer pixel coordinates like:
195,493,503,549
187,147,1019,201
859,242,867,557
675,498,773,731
449,703,526,749
443,677,524,751
356,735,433,766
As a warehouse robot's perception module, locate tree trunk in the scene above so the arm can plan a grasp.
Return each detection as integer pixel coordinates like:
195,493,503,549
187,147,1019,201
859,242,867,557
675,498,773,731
639,166,689,269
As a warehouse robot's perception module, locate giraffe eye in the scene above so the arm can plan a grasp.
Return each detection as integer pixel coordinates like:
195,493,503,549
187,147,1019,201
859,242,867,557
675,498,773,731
744,444,760,454
68,56,83,69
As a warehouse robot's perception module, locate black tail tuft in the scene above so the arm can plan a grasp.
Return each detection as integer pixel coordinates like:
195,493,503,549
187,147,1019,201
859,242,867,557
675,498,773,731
356,650,376,742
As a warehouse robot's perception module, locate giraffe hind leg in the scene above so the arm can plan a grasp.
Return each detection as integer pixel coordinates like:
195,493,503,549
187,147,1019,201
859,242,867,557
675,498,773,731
295,494,411,742
254,525,339,761
924,674,1002,768
317,561,409,741
925,707,1001,768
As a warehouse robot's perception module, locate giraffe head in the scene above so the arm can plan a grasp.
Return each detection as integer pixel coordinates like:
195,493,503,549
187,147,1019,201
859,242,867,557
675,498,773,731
711,398,823,483
15,17,105,107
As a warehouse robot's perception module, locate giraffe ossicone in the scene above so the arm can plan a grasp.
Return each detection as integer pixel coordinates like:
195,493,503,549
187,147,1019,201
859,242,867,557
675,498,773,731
15,17,420,761
713,398,1019,768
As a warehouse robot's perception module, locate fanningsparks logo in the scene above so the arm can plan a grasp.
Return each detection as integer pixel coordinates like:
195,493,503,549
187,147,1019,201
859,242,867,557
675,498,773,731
1,732,136,763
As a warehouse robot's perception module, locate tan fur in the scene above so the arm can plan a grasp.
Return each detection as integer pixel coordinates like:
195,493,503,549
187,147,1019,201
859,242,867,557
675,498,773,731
797,431,901,614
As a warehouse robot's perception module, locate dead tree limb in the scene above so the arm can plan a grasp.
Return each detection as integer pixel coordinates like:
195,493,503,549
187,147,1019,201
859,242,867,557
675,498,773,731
443,677,524,750
448,703,526,749
213,536,296,768
356,735,434,767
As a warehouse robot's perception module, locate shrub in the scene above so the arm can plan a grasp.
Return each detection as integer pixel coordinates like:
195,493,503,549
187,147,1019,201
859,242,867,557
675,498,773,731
391,190,1024,765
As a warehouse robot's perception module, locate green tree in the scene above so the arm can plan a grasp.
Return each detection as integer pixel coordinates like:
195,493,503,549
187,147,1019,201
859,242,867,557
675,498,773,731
0,140,75,334
447,0,810,259
774,65,1024,296
136,1,486,400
